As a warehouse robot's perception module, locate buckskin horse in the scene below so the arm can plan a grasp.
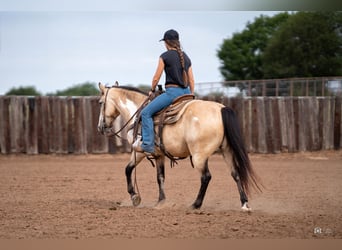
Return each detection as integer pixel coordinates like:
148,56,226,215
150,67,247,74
97,82,261,211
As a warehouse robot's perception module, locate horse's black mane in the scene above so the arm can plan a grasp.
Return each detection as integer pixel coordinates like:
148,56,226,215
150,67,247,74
111,85,148,96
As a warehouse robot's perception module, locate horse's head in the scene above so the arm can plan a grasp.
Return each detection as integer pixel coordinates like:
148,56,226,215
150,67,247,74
97,82,120,135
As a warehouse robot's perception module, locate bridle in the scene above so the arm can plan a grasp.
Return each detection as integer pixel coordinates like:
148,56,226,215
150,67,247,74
101,86,151,140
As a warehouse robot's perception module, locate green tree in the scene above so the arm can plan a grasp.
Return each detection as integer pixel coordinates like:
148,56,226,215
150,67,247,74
263,11,342,78
5,86,41,96
217,12,291,83
51,82,99,96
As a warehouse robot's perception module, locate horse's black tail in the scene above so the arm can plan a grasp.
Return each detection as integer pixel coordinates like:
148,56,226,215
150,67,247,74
221,107,262,195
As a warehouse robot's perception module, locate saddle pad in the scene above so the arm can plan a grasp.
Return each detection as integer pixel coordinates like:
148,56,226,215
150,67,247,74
153,94,195,125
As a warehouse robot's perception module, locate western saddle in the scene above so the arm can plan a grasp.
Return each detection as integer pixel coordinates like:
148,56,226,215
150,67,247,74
132,92,195,163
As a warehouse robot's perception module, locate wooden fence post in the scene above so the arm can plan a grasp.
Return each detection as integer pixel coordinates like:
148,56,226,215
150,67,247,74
8,96,26,153
251,98,258,152
90,97,109,153
335,97,342,149
72,98,87,154
243,97,253,152
0,96,11,154
264,97,281,153
321,97,335,150
59,97,69,154
26,97,39,154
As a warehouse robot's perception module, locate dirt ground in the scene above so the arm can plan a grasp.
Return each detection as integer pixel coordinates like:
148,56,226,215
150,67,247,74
0,151,341,239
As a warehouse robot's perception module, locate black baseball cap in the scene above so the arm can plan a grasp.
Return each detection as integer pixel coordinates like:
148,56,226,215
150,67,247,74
159,29,179,42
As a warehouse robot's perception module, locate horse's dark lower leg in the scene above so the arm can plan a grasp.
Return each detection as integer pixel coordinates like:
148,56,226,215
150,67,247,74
125,162,136,197
192,160,211,209
125,161,142,206
231,171,249,208
156,156,166,202
124,153,146,206
222,149,251,211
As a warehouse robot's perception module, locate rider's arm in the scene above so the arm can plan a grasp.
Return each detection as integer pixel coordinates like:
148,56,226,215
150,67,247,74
151,57,164,92
188,66,195,94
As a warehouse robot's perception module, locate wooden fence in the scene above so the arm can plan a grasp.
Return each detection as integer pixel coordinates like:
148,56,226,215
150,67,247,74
0,96,341,154
205,96,342,153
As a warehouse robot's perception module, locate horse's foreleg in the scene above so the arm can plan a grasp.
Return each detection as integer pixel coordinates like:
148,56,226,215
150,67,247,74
125,162,140,206
231,170,251,212
125,153,145,206
156,155,166,203
192,159,211,209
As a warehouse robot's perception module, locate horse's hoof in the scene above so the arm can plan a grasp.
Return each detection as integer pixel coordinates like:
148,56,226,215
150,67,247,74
131,194,141,207
191,203,201,210
241,202,252,212
154,200,166,209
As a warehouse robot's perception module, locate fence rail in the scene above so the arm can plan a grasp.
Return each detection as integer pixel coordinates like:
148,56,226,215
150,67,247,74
0,96,341,154
196,76,342,97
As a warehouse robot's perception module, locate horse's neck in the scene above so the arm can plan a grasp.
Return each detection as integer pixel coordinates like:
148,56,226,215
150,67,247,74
114,94,144,124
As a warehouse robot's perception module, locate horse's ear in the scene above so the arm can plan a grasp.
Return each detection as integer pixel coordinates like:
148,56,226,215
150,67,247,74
98,82,105,93
114,81,119,86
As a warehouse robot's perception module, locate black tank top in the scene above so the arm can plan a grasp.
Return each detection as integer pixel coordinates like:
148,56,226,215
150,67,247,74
160,50,191,88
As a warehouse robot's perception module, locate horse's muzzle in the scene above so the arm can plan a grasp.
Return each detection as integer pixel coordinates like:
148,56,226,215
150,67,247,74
97,122,108,135
97,125,105,135
98,124,115,137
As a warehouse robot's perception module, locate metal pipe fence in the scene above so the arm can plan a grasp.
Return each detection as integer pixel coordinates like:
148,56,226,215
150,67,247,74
195,77,342,98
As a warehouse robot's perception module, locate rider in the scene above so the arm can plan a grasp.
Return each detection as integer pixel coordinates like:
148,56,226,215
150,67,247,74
133,29,195,154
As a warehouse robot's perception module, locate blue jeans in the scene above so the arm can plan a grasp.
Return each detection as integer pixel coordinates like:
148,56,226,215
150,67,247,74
140,87,191,153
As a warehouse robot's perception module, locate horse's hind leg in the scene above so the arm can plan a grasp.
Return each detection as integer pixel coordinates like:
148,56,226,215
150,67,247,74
192,159,211,209
222,150,251,211
231,169,251,211
125,152,145,206
155,155,166,204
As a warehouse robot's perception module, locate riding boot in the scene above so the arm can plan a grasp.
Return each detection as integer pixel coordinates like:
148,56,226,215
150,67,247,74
132,136,144,153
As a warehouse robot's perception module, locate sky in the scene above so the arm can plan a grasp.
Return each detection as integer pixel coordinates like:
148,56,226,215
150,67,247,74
0,2,284,95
